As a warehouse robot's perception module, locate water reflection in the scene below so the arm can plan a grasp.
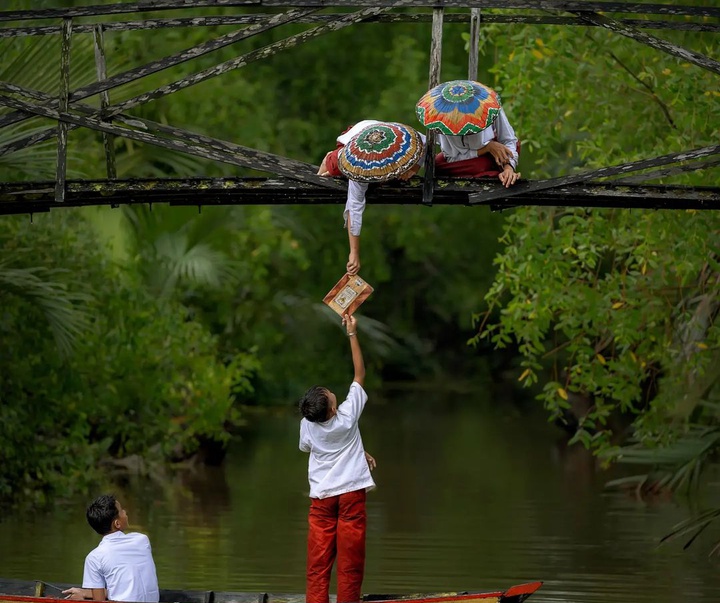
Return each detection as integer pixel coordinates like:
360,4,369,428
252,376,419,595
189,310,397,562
1,388,720,602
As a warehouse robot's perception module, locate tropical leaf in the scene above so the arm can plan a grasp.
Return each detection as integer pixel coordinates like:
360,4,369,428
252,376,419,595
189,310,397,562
0,259,92,356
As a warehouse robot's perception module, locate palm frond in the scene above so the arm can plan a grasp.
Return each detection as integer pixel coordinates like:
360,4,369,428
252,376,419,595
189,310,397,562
152,233,236,298
0,261,93,356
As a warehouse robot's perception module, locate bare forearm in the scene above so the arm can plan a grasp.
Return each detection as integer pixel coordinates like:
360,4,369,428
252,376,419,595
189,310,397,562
349,333,365,386
347,220,361,275
62,588,97,600
348,225,360,255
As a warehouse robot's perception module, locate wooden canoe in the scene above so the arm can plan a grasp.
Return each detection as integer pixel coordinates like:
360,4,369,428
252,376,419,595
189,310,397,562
0,578,542,603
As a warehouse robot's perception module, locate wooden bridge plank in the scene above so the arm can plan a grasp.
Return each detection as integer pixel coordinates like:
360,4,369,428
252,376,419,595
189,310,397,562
0,94,346,191
468,145,720,204
0,8,315,130
1,179,718,216
93,25,117,180
2,2,718,23
422,7,443,206
612,158,720,184
574,11,720,75
55,18,72,203
2,16,718,38
70,8,317,103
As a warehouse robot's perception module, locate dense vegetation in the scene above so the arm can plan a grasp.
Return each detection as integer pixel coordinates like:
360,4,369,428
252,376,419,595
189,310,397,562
1,0,719,531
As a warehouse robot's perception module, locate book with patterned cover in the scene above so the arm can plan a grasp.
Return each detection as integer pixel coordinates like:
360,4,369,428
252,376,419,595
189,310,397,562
322,274,374,317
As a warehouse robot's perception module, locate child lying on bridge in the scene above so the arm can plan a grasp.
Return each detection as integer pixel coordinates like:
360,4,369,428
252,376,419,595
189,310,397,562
318,120,425,276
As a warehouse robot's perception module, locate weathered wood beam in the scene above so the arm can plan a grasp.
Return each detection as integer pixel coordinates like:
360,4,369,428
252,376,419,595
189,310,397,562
55,18,72,203
611,157,720,184
469,145,720,204
468,9,481,81
2,15,718,37
105,7,392,117
1,179,719,216
2,2,719,22
72,9,316,103
93,25,116,179
422,7,443,206
0,93,345,190
575,11,720,76
0,9,315,130
0,8,390,158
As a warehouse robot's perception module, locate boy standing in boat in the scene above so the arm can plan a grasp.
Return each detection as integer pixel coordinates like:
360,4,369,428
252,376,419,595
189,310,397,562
299,313,377,603
63,495,159,602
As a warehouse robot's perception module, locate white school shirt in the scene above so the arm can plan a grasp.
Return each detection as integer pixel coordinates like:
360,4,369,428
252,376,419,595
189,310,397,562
299,381,376,499
82,531,160,602
341,121,426,236
340,121,380,237
438,108,519,169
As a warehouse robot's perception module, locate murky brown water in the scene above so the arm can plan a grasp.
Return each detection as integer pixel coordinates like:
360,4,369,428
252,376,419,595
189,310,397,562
2,387,720,602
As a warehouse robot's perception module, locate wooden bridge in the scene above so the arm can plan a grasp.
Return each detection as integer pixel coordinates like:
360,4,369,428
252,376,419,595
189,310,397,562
1,0,719,216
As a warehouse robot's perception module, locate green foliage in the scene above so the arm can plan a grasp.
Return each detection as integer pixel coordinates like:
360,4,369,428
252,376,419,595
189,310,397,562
480,207,720,452
0,211,253,506
475,11,720,462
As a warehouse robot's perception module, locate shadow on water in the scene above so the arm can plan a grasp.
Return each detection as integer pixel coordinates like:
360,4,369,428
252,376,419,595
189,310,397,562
1,385,720,602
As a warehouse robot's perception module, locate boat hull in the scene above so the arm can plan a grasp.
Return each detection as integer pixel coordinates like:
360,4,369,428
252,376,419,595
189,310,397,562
0,578,542,603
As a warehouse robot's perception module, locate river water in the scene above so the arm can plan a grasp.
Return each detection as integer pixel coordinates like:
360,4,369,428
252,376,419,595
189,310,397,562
1,387,719,602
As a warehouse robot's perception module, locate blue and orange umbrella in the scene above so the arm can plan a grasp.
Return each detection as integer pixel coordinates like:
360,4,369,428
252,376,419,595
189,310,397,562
338,122,424,183
416,80,502,136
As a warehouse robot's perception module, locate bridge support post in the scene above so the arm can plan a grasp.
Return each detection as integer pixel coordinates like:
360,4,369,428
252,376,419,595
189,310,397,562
422,6,443,206
93,24,117,179
55,17,72,202
468,8,480,81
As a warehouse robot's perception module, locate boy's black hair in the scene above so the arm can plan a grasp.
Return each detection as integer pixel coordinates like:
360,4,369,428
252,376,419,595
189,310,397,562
86,494,119,535
299,386,329,422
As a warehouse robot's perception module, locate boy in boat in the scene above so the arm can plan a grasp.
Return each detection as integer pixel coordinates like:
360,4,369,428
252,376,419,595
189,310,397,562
298,313,377,603
62,494,159,602
317,120,424,276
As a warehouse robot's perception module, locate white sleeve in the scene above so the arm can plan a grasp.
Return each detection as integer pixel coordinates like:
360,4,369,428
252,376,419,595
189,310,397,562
493,109,519,170
82,552,106,590
337,382,368,424
438,134,478,162
343,180,369,236
299,420,310,452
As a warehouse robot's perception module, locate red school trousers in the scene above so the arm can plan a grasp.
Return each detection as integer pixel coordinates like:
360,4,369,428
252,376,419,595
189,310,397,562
434,140,521,178
306,489,367,603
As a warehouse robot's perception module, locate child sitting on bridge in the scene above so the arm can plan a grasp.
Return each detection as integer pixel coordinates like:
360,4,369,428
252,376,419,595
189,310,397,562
434,106,521,188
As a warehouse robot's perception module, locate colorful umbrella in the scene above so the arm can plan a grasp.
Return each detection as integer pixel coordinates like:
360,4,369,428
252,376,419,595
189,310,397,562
338,122,424,183
416,80,502,136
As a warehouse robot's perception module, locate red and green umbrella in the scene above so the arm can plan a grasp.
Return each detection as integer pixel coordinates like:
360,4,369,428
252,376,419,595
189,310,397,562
338,122,424,183
416,80,502,136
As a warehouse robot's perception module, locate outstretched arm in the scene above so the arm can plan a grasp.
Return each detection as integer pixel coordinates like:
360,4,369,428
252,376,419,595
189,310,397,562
344,180,368,276
347,220,361,276
343,313,365,387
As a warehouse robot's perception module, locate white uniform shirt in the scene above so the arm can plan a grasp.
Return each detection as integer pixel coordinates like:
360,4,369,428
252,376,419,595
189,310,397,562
340,121,426,236
299,382,376,499
339,121,380,237
82,531,160,602
438,108,519,169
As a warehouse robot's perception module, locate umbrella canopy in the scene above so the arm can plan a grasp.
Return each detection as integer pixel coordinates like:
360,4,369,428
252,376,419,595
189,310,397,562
338,122,424,183
416,80,502,136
